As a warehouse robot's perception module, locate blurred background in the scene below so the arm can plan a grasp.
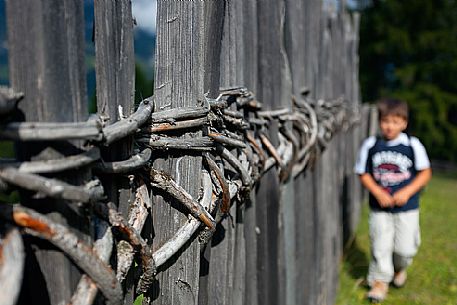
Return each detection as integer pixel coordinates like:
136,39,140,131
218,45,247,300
341,2,457,304
354,0,457,165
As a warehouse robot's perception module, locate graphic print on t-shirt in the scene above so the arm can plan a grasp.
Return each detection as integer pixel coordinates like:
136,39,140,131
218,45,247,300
372,150,413,190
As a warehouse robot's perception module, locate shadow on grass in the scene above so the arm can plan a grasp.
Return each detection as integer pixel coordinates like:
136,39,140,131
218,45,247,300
343,237,370,282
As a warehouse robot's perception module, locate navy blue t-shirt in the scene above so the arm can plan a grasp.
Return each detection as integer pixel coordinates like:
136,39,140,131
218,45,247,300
355,133,431,213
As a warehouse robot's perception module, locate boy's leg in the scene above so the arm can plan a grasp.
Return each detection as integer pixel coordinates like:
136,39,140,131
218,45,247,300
368,210,395,286
393,209,421,271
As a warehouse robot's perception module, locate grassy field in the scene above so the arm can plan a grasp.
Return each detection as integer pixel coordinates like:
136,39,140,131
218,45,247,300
336,171,457,305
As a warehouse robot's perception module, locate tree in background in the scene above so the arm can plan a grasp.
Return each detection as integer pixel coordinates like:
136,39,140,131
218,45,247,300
356,0,457,162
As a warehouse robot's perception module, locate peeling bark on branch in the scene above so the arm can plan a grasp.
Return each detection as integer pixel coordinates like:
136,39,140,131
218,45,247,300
150,106,209,123
69,220,113,305
149,168,216,230
146,117,208,133
0,205,122,305
138,135,215,151
0,227,24,305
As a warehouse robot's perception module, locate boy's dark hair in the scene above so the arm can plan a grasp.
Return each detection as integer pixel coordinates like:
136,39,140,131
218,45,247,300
377,98,408,120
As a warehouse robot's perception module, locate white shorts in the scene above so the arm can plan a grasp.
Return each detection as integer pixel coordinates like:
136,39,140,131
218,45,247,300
367,209,421,285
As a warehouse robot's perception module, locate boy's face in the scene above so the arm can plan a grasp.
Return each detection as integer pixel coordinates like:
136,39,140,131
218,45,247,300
379,115,407,140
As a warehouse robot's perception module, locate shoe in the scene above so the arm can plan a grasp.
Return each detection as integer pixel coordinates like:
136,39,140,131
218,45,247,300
367,280,389,303
393,270,407,288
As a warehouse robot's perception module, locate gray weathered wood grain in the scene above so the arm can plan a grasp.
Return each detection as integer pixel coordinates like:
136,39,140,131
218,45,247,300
6,2,90,304
94,2,136,302
151,2,206,304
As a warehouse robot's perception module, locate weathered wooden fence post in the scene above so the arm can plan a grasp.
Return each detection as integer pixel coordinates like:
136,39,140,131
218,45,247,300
198,1,235,305
342,12,363,246
201,1,248,304
93,1,135,303
284,0,319,304
239,2,261,304
151,2,206,304
6,1,88,304
254,1,294,305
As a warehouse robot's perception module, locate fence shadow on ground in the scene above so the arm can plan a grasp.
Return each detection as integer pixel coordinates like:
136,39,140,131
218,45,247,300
343,237,369,283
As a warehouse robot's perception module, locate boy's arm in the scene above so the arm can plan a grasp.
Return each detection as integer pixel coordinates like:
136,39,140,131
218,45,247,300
393,168,432,206
359,173,395,208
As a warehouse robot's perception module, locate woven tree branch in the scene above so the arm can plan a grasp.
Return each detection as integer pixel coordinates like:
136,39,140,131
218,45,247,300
259,132,285,169
0,147,100,174
137,171,213,294
104,98,154,145
0,205,123,305
69,220,113,305
149,168,216,230
0,227,24,305
146,117,208,133
70,181,151,305
116,180,151,282
203,155,230,214
150,106,209,123
93,201,151,265
0,168,105,203
0,120,103,141
138,135,215,151
0,86,23,116
93,148,151,174
217,146,251,187
208,132,247,148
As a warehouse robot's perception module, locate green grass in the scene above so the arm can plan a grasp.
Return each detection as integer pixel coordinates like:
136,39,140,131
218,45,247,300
337,171,457,305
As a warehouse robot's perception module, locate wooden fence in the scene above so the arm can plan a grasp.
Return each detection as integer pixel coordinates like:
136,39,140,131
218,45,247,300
0,1,373,305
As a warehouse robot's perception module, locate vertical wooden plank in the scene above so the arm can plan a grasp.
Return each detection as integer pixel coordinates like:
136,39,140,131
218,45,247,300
203,0,245,304
283,1,311,304
198,1,226,304
94,0,135,142
301,0,322,304
6,0,87,122
151,2,205,304
313,4,342,305
6,1,88,304
93,1,135,303
342,13,363,246
256,1,293,305
294,172,317,305
240,2,259,305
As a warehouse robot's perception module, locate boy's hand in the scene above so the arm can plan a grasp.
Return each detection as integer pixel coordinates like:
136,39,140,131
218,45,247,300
393,168,432,206
374,189,395,208
393,188,411,206
359,173,395,207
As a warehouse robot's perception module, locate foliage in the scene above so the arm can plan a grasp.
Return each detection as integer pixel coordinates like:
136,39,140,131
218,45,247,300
133,294,144,305
357,0,457,161
134,63,154,105
337,171,457,304
88,63,153,113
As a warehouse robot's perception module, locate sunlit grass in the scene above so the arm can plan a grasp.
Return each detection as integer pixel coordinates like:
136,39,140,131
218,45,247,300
337,171,457,305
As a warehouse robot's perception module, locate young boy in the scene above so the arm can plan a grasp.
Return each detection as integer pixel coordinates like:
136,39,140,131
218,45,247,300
355,99,432,303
